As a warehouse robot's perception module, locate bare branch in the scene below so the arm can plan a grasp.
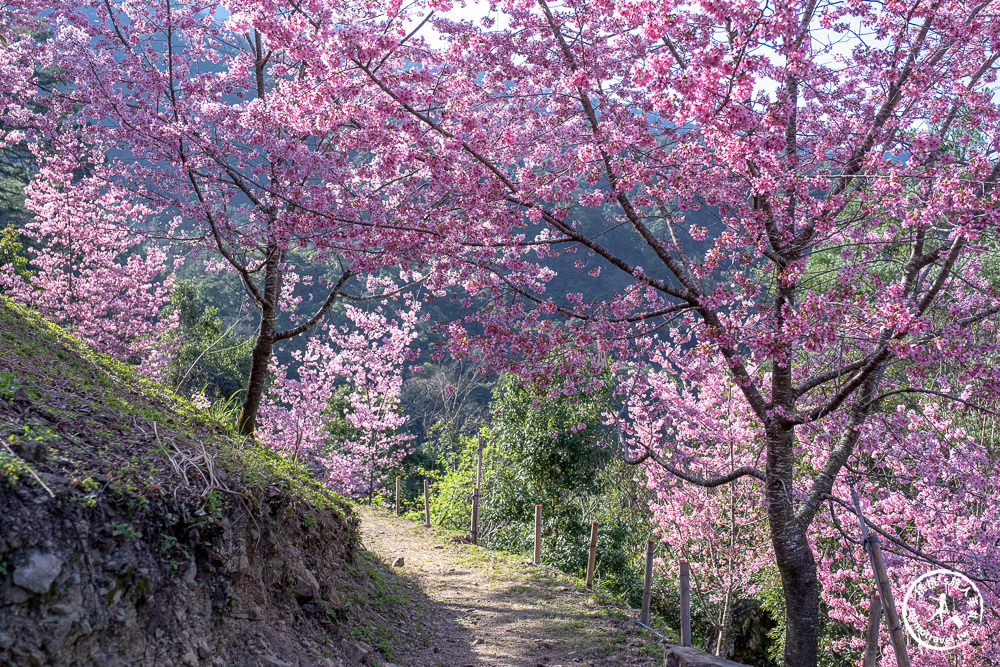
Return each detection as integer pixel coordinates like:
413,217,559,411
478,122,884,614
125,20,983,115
621,440,766,488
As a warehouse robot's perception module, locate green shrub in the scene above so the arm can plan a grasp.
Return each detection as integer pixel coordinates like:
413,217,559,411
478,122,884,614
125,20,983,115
429,374,654,598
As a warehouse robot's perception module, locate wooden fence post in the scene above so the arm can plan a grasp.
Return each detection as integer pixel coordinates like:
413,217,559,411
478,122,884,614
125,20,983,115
586,521,599,589
850,484,910,667
423,478,430,528
640,540,654,625
863,593,882,667
534,504,542,566
395,475,400,516
869,537,910,667
680,559,691,647
471,486,480,544
470,434,484,545
476,434,484,487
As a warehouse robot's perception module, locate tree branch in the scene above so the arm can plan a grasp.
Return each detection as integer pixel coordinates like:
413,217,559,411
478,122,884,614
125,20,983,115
620,439,766,488
273,269,353,341
825,493,998,583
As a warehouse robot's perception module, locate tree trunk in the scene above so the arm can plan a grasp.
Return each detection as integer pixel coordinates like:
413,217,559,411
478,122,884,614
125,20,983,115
715,587,734,658
236,241,282,437
776,545,819,666
236,321,273,436
766,425,820,667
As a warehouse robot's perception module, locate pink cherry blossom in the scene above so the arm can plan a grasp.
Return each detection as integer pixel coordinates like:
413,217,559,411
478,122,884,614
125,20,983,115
258,294,421,498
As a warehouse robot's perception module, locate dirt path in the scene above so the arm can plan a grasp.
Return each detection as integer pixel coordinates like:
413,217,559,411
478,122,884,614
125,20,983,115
358,507,664,667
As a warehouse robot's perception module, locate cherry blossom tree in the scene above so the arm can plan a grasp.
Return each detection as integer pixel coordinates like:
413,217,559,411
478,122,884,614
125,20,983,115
626,348,999,664
0,156,175,377
258,291,420,499
3,0,468,434
5,0,1000,662
627,357,770,658
1,6,175,370
346,0,1000,663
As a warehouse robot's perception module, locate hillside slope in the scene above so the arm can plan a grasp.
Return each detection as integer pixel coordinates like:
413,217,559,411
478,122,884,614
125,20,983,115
0,299,390,666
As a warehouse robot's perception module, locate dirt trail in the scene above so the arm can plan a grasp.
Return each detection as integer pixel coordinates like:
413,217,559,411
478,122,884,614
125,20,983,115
358,507,664,667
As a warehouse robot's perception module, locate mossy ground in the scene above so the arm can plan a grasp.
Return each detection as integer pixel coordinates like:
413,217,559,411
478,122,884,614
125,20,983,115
0,297,349,526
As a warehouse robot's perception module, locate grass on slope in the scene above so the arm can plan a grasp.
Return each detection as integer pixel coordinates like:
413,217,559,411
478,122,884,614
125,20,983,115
0,296,350,536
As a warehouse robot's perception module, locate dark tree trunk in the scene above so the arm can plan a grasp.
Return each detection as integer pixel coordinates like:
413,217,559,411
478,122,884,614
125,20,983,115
775,537,819,666
766,425,820,667
237,319,274,436
236,242,283,437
